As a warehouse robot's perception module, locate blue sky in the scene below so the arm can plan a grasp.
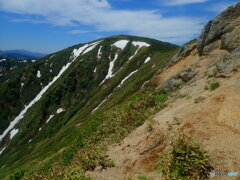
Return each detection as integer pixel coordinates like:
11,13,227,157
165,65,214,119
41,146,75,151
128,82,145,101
0,0,238,54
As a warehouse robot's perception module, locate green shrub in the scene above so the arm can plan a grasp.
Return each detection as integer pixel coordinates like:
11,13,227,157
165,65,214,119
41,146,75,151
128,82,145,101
155,94,168,103
64,168,91,180
62,147,77,165
158,133,213,180
209,82,219,91
9,168,26,180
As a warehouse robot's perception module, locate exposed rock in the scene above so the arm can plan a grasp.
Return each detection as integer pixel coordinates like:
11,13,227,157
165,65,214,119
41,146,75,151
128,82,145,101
167,42,196,68
197,2,240,55
178,69,197,83
220,48,240,74
160,75,183,91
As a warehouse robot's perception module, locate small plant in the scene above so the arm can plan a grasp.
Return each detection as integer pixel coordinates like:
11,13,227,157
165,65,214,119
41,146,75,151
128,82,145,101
64,168,91,180
205,82,220,91
209,82,220,91
146,123,153,132
158,132,213,180
173,116,181,125
155,94,168,103
9,168,26,180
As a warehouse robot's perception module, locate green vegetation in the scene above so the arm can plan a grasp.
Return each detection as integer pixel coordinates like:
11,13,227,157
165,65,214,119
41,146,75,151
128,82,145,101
0,35,179,178
21,87,168,178
205,82,220,91
158,132,213,180
155,94,168,103
209,82,220,91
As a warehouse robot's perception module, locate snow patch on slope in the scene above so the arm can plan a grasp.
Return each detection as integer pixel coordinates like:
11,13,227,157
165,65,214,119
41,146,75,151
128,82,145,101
118,70,138,88
0,56,76,142
144,57,151,63
72,41,101,60
0,147,6,155
92,94,112,113
72,44,89,60
10,129,18,139
82,41,101,55
112,40,129,50
101,53,118,84
0,59,6,62
57,108,65,114
50,54,55,59
97,46,103,58
46,115,54,123
129,41,151,60
37,70,41,78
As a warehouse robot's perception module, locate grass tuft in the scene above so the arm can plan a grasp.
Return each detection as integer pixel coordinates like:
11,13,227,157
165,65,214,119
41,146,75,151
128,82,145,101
158,132,213,180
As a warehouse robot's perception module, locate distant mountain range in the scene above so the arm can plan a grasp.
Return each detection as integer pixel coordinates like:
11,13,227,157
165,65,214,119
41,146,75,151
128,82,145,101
0,50,46,60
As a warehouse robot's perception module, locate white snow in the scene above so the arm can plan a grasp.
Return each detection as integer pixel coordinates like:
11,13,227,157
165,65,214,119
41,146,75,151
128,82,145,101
97,46,103,58
132,41,150,47
10,129,19,139
21,83,24,88
0,56,76,142
50,69,52,73
82,41,101,55
72,41,101,60
129,41,151,60
92,94,112,113
56,108,65,114
39,127,42,131
94,67,97,73
23,60,27,63
0,147,6,155
118,70,138,88
28,139,32,142
144,57,151,63
32,60,36,62
92,99,107,113
37,70,41,78
46,115,54,123
101,53,118,84
0,59,6,62
112,40,129,50
50,54,55,59
72,44,89,60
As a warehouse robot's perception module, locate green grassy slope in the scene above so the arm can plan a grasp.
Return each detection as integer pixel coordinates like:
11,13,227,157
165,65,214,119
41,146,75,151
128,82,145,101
0,35,179,178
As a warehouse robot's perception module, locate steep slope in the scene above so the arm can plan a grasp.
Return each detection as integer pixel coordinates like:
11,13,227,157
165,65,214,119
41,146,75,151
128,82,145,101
0,58,32,77
0,35,178,178
87,3,240,179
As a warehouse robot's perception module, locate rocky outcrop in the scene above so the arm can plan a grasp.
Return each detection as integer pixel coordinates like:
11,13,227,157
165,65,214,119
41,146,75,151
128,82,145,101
197,2,240,55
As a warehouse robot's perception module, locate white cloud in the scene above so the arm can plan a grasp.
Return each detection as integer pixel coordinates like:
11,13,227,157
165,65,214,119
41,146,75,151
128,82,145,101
69,30,93,34
0,0,205,44
164,0,208,6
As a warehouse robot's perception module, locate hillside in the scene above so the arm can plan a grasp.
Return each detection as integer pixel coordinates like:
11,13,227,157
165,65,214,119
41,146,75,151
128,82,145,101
0,35,178,178
88,3,240,179
1,2,240,179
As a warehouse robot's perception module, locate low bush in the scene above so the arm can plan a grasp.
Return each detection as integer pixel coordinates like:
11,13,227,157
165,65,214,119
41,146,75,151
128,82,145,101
158,132,213,180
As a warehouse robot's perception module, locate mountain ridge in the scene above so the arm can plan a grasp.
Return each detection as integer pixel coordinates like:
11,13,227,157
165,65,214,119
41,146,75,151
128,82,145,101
0,50,46,60
0,35,179,178
1,3,240,178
